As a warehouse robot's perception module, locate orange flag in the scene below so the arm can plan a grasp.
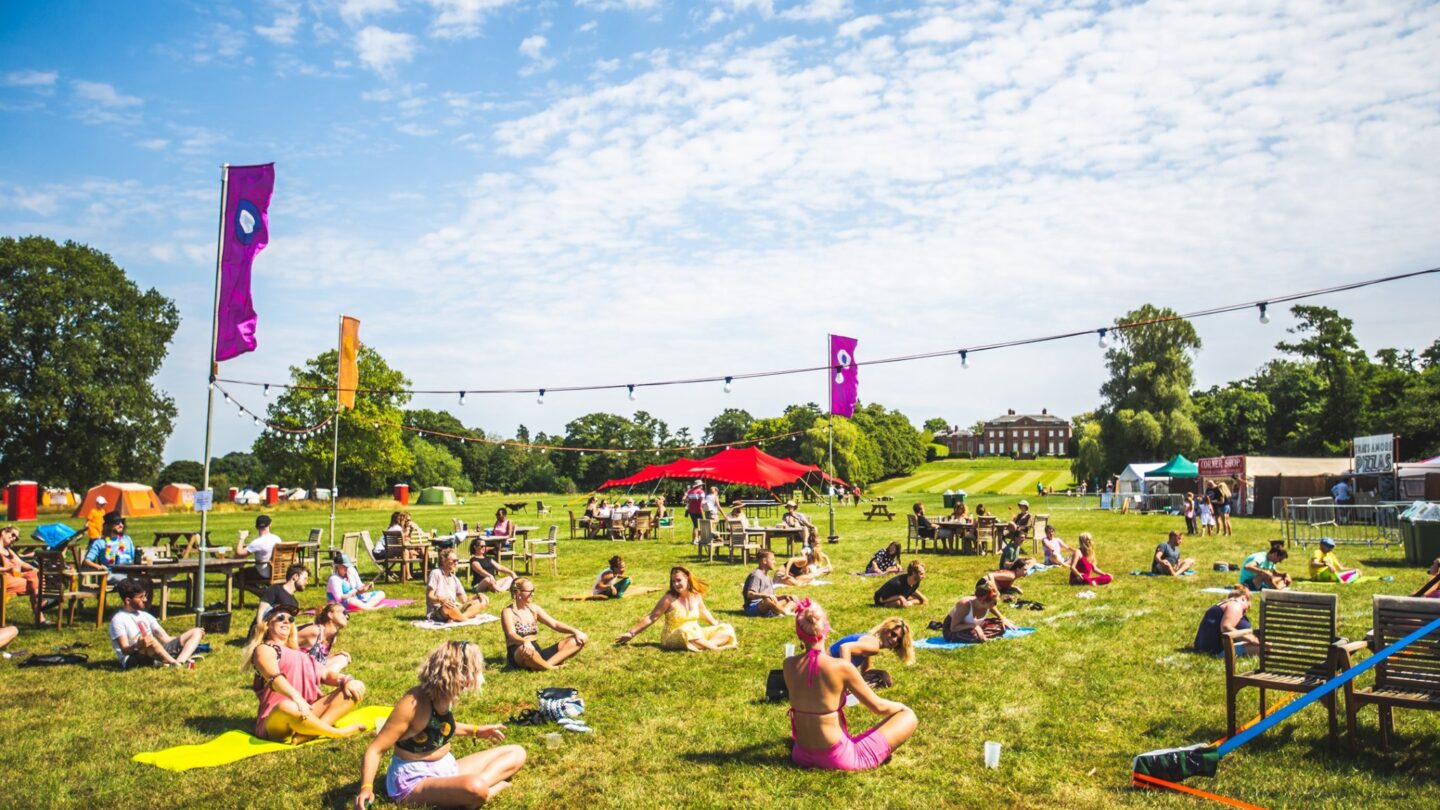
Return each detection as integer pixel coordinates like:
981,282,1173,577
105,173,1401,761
337,316,360,409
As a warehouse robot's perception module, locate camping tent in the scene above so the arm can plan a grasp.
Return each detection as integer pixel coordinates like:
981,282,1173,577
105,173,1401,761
158,483,197,507
598,446,846,491
72,482,164,518
41,488,77,507
417,486,457,505
1146,455,1198,479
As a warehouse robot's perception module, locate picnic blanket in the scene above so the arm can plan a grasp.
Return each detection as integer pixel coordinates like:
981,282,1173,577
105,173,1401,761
1199,587,1234,595
345,598,415,612
1129,570,1197,576
132,705,392,771
411,614,500,630
560,586,661,602
1026,564,1062,574
849,571,888,577
917,628,1036,649
776,580,832,588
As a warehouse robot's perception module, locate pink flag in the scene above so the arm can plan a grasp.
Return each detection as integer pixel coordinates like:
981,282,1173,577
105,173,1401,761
215,163,274,362
829,334,858,418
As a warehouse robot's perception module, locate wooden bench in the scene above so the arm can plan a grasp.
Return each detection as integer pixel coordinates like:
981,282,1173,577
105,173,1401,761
1343,594,1440,750
865,504,895,521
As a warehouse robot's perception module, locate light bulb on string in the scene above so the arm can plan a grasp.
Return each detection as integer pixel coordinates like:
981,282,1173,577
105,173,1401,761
627,385,637,401
253,416,260,426
1097,328,1109,349
834,367,844,384
222,392,230,403
459,391,466,406
1258,302,1270,324
263,384,270,397
959,350,969,370
537,389,545,405
723,376,733,394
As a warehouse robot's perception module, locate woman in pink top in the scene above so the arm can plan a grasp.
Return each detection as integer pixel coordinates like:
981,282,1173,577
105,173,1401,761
1069,532,1113,586
242,603,368,742
783,600,916,771
491,508,515,538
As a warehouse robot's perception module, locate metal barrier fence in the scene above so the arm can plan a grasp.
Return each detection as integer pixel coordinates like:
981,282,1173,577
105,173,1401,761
1279,500,1402,548
1110,493,1186,513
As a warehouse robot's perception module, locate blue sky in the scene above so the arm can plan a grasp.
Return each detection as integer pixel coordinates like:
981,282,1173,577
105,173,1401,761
3,0,1439,463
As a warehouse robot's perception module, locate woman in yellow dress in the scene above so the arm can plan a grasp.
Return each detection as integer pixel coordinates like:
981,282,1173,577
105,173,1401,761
615,566,737,651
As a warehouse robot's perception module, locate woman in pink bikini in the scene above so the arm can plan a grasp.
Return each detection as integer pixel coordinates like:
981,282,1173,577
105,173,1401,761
783,599,916,771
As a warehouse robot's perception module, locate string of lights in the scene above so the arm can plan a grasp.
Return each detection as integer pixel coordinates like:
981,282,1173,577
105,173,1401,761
212,265,1440,401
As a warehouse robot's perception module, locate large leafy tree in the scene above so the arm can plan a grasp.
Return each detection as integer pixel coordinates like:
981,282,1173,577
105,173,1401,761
703,408,755,446
252,346,412,495
156,460,205,487
1092,305,1203,473
800,416,882,487
851,402,926,479
1192,385,1274,456
407,436,472,491
553,411,674,491
1273,305,1370,454
0,236,179,489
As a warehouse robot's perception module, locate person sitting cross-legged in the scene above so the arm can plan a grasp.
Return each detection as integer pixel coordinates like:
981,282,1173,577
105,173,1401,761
1152,531,1196,577
743,550,798,617
501,578,588,671
866,542,902,575
428,550,488,623
616,566,737,651
873,561,928,608
1039,524,1073,566
109,578,205,669
785,599,916,771
355,641,525,810
1239,543,1292,592
591,555,630,599
298,601,354,682
255,562,310,631
328,553,384,611
941,575,1016,643
243,602,367,743
1069,533,1113,586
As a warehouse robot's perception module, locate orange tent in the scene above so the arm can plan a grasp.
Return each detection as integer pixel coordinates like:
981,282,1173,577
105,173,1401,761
72,482,164,518
158,483,197,507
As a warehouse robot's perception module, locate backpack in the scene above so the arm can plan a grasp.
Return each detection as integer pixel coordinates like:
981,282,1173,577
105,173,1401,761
537,687,584,722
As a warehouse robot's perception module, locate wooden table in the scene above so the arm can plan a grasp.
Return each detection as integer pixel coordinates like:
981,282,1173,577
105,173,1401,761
865,504,896,520
152,531,209,555
759,526,806,557
738,500,782,519
108,558,247,620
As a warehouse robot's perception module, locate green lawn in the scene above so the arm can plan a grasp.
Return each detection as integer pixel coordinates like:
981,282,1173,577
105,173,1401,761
870,458,1075,497
0,494,1435,809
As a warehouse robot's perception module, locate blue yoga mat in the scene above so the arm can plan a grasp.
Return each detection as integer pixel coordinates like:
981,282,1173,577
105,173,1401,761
1130,570,1197,576
917,627,1036,649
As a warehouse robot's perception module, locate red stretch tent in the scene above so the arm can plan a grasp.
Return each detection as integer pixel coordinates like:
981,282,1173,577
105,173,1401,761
599,446,846,490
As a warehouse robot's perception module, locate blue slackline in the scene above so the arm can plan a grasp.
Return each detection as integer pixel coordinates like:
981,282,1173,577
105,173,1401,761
1217,613,1440,757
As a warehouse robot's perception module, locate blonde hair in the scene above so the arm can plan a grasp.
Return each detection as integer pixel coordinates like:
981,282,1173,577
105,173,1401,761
868,617,916,666
669,566,708,597
1078,532,1095,559
509,577,534,598
418,640,486,705
239,611,299,672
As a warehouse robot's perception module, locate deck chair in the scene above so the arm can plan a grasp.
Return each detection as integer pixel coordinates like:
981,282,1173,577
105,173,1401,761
1223,590,1346,741
1412,569,1440,599
1342,594,1440,750
1031,514,1049,556
722,520,761,565
341,532,361,566
524,526,559,576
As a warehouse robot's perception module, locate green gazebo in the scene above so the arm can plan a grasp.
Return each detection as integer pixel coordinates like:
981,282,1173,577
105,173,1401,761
1145,454,1198,479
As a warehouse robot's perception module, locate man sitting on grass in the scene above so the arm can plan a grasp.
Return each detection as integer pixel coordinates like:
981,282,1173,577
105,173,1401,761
1152,531,1196,576
109,578,204,669
1240,543,1292,592
427,549,487,622
873,561,928,608
743,551,797,617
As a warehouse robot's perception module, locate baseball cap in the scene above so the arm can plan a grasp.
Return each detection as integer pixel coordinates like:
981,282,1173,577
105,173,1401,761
96,496,108,505
1319,537,1336,548
255,514,272,529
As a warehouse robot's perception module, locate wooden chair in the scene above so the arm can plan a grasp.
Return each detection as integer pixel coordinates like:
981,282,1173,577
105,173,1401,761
524,526,559,576
490,535,519,572
1031,514,1049,556
975,517,999,555
698,520,725,563
536,500,552,516
722,520,761,565
1412,569,1440,599
631,513,653,541
38,549,108,628
1223,590,1346,742
341,532,361,566
365,530,407,583
905,513,918,554
1342,594,1440,750
452,518,465,534
267,543,301,586
606,516,626,542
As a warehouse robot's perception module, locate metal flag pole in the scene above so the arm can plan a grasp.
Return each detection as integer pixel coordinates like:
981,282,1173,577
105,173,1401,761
195,164,230,623
827,333,837,543
329,315,342,550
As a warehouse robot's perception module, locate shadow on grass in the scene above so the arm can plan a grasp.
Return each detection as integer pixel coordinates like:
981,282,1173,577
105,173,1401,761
182,714,246,736
678,738,788,767
320,780,365,809
1358,557,1419,569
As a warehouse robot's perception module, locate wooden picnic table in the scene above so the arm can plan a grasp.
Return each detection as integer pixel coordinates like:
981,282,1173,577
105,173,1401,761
864,504,896,520
108,558,248,620
759,525,806,557
738,500,782,519
152,531,209,555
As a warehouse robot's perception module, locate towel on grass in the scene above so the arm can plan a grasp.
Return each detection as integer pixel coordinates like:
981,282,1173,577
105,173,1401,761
133,705,392,771
775,580,832,588
345,598,416,612
1199,587,1234,595
849,571,888,577
917,628,1036,649
1026,564,1062,574
560,586,661,602
411,614,500,630
1129,570,1197,576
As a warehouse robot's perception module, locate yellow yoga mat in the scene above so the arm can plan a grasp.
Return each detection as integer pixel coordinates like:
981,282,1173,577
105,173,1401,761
133,705,392,771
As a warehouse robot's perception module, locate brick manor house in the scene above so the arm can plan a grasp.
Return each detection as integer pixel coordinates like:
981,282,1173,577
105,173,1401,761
934,409,1071,458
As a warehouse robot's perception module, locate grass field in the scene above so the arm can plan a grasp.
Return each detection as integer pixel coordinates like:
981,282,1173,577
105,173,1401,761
869,458,1075,497
1,493,1436,809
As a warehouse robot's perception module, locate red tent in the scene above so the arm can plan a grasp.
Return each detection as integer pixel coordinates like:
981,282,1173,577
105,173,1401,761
599,446,845,490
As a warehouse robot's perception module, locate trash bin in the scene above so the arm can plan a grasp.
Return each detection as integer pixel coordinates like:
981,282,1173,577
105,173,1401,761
394,483,410,505
6,481,38,522
1416,521,1440,566
228,486,239,502
264,484,279,506
1401,502,1440,565
943,492,955,509
953,490,966,506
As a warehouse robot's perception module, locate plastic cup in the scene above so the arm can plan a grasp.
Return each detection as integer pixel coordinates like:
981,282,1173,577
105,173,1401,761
784,643,796,658
984,740,1001,768
544,732,563,749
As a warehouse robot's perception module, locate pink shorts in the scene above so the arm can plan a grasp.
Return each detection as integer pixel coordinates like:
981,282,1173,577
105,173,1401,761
792,727,892,771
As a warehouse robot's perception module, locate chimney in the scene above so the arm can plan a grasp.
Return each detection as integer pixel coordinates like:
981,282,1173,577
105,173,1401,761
1042,408,1048,415
1008,409,1015,415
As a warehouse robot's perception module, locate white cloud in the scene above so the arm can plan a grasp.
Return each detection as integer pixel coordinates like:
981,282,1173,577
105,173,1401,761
71,80,142,108
576,0,663,10
779,0,849,23
137,138,170,150
714,0,774,18
340,0,400,25
256,9,303,44
4,69,58,89
903,12,973,44
426,0,521,39
579,20,598,33
836,14,880,38
519,34,547,60
355,26,417,76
